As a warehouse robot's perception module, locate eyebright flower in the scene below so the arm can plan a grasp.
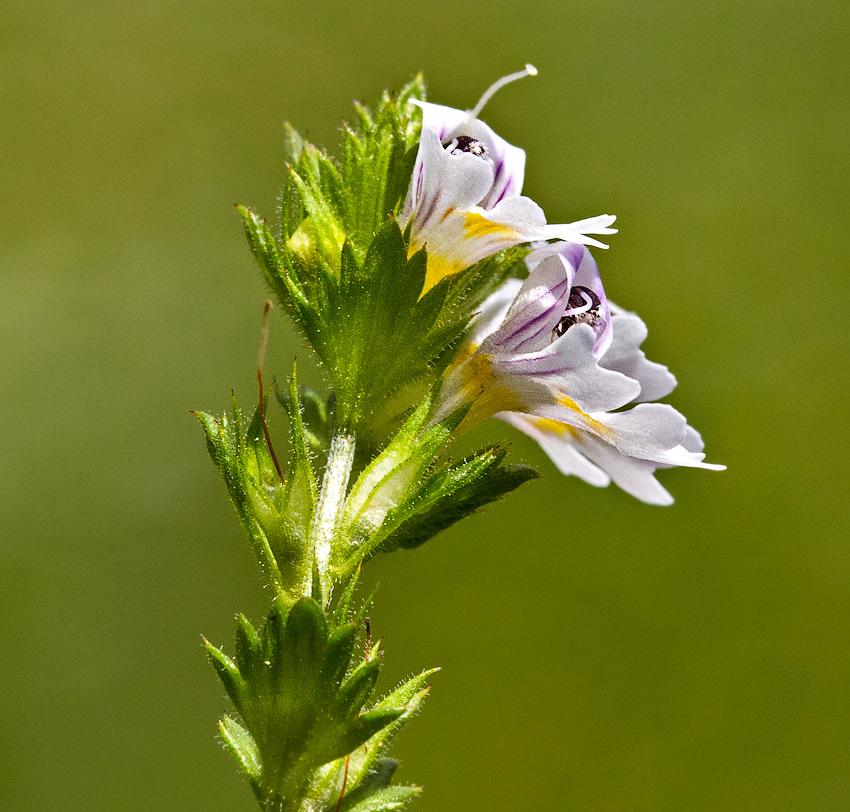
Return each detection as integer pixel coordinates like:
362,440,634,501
402,66,617,294
432,243,724,504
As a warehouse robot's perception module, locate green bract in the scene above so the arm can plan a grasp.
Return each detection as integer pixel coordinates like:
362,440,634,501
238,78,524,438
194,370,317,606
205,597,432,812
199,77,538,605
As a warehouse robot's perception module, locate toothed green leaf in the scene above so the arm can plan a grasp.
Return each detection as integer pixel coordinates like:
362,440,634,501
207,600,421,810
219,715,262,793
193,378,318,601
337,785,421,812
239,76,523,446
347,669,437,788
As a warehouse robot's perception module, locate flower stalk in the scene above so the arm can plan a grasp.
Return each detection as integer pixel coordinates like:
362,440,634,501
310,431,356,602
194,68,723,812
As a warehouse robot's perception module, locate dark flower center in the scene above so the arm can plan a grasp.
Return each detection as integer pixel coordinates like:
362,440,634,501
444,135,488,158
554,286,603,337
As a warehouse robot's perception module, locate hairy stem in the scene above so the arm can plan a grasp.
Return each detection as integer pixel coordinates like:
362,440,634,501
310,431,356,601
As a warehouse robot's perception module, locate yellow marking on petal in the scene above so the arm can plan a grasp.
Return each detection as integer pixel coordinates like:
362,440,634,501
529,416,579,438
454,354,522,432
422,253,467,294
445,342,478,375
418,213,524,295
414,211,524,296
556,395,614,440
462,211,523,242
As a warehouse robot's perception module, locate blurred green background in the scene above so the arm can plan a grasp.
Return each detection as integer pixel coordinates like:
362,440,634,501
3,1,848,810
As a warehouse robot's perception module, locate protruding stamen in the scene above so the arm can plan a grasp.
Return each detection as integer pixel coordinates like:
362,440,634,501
562,288,595,317
554,286,604,338
463,64,538,128
444,135,489,157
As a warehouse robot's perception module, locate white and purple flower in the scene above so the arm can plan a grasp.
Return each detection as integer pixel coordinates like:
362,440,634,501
402,66,617,293
433,243,724,505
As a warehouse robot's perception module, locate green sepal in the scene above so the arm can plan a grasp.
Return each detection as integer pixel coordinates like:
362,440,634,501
333,392,465,575
330,564,362,630
381,448,541,551
237,205,305,323
335,659,382,719
284,121,305,163
204,637,248,718
321,624,358,690
192,405,288,601
277,385,336,458
280,362,321,558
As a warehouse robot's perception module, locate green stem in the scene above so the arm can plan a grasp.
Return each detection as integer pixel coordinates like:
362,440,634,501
310,431,355,602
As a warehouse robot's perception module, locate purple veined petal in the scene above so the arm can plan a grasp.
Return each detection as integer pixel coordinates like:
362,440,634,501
404,131,547,291
402,102,468,224
469,278,523,347
485,252,574,354
413,100,469,142
526,240,585,272
411,100,528,209
523,243,613,355
406,100,527,217
572,247,613,355
405,128,496,238
600,311,678,402
463,120,526,208
495,324,641,413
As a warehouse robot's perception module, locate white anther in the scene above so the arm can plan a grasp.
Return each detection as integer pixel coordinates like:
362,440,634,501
562,290,595,317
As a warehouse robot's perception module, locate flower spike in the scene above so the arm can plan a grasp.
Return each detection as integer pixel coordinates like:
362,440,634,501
198,71,725,812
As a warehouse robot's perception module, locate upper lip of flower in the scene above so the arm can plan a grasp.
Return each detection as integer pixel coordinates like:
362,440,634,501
405,99,528,213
